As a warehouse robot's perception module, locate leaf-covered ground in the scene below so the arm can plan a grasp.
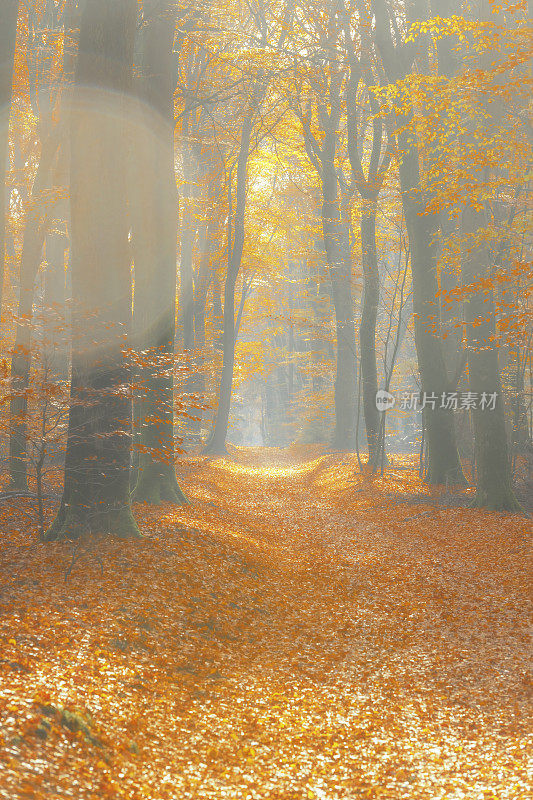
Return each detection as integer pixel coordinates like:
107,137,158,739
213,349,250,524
0,448,531,799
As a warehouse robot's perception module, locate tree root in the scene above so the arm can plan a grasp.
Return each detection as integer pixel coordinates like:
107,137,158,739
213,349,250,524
132,465,189,505
43,503,142,541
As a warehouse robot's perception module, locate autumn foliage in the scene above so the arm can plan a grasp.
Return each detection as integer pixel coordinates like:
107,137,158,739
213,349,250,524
0,0,532,797
0,449,531,799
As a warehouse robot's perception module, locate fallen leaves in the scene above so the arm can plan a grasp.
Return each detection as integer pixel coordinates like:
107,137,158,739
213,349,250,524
0,447,531,799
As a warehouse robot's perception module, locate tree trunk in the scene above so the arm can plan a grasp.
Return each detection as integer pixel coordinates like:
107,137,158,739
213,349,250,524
188,215,215,442
179,111,196,352
300,45,358,452
343,3,390,465
462,207,520,511
9,130,63,489
212,271,224,351
359,207,380,464
373,0,464,484
42,213,69,379
0,0,18,321
129,2,187,505
397,129,465,484
205,113,253,455
458,0,520,512
321,165,357,452
45,0,140,541
9,0,77,488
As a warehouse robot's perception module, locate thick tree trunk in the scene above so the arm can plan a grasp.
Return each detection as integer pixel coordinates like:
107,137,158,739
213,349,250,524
45,0,140,541
0,0,18,321
462,207,520,511
457,0,520,512
205,114,253,455
397,128,465,484
359,208,380,464
130,2,186,505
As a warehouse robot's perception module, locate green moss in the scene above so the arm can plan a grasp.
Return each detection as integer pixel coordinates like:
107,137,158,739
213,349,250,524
60,708,92,736
42,507,87,542
43,505,141,541
106,506,143,539
132,464,188,506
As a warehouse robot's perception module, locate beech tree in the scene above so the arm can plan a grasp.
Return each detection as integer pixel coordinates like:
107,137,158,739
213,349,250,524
373,0,465,484
205,1,294,454
340,0,392,465
130,0,188,505
457,0,522,510
8,2,69,489
205,90,259,455
45,0,140,540
296,7,358,451
0,0,18,319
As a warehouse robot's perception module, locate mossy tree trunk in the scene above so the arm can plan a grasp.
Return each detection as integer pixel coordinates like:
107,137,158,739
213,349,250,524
44,0,140,541
130,1,187,506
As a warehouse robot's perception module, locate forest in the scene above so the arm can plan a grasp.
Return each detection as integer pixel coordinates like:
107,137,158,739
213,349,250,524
0,0,531,798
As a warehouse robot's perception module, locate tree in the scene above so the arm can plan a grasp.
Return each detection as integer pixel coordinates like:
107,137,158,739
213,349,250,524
174,27,222,448
8,1,70,489
130,1,188,505
205,98,256,454
340,0,393,465
373,0,465,484
45,0,140,540
205,1,294,454
296,9,358,452
402,0,529,508
0,0,19,320
457,0,522,510
8,129,64,489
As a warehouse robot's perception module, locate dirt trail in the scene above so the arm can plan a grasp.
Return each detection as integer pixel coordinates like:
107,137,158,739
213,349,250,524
0,447,531,799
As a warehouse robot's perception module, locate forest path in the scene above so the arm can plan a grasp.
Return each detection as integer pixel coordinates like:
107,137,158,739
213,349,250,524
0,447,531,799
